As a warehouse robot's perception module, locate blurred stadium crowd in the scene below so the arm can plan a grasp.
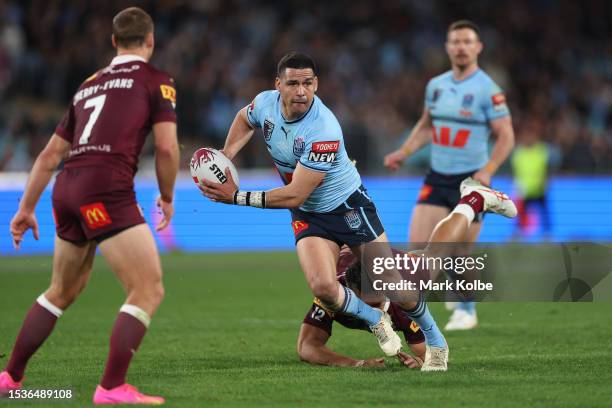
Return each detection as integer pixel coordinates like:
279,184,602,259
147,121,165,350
0,0,610,173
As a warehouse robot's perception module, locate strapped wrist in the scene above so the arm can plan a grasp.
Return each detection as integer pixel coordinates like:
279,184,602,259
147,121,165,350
233,190,266,208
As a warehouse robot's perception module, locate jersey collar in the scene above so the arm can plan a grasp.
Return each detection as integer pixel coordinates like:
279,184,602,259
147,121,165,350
451,67,481,84
110,54,147,66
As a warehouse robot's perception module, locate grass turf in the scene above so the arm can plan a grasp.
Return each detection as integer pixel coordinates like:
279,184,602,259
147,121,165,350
1,252,611,407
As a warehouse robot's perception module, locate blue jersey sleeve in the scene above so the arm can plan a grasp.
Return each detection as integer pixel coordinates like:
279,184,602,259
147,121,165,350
482,80,510,121
245,90,276,129
424,79,436,110
299,120,343,173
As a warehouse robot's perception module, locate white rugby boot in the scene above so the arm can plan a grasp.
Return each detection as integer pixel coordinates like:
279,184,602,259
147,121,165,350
421,342,449,372
369,311,402,357
460,177,517,218
444,309,478,331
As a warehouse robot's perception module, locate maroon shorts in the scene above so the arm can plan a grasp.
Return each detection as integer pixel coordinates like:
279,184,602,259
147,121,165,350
51,167,145,243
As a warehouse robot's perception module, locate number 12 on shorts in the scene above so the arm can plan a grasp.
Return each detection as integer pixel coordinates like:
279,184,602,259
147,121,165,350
432,126,471,148
79,94,107,145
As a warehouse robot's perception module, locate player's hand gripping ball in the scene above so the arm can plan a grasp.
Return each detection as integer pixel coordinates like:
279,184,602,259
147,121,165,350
190,148,240,192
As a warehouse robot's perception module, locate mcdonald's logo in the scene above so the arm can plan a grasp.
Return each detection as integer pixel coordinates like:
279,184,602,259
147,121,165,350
79,202,112,229
291,220,309,236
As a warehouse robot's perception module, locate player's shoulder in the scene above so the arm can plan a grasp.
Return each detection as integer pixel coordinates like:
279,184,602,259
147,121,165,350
474,69,501,88
254,89,279,106
428,70,453,87
142,62,174,84
309,96,341,133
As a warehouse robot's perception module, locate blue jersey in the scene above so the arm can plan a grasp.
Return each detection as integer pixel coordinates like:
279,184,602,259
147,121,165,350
246,90,361,212
425,69,510,174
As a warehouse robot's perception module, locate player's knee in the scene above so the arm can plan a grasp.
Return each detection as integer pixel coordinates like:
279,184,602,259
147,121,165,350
151,281,165,305
310,280,338,305
45,285,80,310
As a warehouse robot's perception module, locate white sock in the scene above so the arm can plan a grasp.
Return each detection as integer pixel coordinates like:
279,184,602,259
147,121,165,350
119,304,151,328
36,294,63,317
451,204,475,225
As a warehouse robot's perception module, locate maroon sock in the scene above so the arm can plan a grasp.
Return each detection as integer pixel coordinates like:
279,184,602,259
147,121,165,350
458,191,485,214
100,312,147,390
5,302,59,382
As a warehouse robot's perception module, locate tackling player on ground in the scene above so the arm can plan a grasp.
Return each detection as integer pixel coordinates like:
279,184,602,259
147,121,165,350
298,178,517,368
201,51,449,371
384,20,515,330
298,246,426,368
2,7,178,405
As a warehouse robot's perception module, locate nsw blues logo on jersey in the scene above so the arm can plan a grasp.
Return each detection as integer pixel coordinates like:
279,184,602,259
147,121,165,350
460,93,474,118
263,119,275,141
344,210,362,229
293,136,305,156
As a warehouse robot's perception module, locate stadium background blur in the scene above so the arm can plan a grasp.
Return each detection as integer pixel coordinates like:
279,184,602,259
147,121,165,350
1,3,611,407
0,0,611,252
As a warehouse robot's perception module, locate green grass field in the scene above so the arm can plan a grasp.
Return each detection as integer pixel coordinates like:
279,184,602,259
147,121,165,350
1,252,611,407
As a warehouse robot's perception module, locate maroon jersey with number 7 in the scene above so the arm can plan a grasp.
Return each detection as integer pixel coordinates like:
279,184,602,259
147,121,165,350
55,54,176,184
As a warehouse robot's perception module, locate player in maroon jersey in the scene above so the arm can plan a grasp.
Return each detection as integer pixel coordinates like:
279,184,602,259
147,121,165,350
298,247,426,368
2,7,178,405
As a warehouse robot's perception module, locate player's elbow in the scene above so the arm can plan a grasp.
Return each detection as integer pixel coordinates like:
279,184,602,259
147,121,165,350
297,340,317,364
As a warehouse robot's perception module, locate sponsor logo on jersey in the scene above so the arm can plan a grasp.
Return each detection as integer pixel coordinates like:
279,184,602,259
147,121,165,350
293,136,305,156
492,93,507,111
344,210,362,230
292,220,309,235
410,321,420,333
160,84,176,109
263,119,275,141
80,202,112,230
418,184,433,202
308,141,339,163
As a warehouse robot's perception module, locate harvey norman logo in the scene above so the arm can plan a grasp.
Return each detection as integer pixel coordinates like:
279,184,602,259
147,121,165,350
308,141,339,163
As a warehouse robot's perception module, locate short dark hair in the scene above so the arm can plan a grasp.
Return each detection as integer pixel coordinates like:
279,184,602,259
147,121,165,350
448,19,480,38
112,7,154,48
277,52,317,77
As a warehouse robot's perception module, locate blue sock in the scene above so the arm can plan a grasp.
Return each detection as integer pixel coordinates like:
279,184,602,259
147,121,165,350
337,286,382,326
403,296,446,348
458,301,476,315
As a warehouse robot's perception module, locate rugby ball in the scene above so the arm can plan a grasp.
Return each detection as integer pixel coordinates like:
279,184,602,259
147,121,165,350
190,148,240,187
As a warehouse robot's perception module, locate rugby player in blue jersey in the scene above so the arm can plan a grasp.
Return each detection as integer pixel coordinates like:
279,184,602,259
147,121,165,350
384,21,516,330
201,52,452,370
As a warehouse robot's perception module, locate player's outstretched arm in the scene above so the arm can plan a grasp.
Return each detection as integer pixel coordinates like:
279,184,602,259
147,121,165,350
263,164,323,208
200,163,323,209
297,323,384,367
384,107,433,171
473,116,515,186
153,121,179,231
222,107,255,160
10,134,70,249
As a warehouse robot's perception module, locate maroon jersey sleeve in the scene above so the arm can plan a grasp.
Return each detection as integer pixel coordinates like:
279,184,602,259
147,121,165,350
303,299,334,336
402,320,425,345
150,73,177,124
55,104,76,143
